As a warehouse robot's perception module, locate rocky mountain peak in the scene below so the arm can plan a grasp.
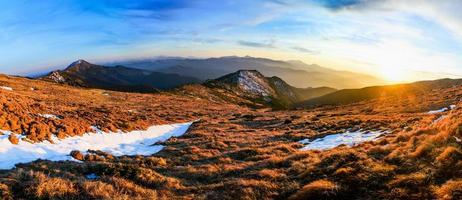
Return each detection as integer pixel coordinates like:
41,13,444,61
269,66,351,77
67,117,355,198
65,59,94,71
208,70,276,97
47,71,66,83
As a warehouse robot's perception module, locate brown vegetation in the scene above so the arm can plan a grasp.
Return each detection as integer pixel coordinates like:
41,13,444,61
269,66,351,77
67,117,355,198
289,179,339,200
0,74,462,199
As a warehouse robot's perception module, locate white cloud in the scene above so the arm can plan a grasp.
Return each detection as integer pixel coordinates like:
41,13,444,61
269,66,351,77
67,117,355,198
348,0,462,40
275,0,462,81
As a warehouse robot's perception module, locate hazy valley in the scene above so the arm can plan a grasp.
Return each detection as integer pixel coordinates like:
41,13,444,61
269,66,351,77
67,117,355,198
106,56,385,89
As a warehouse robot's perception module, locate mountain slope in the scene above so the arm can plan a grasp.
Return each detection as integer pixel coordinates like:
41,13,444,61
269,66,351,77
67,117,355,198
3,70,462,199
42,60,200,92
182,70,336,109
298,78,462,107
107,56,384,89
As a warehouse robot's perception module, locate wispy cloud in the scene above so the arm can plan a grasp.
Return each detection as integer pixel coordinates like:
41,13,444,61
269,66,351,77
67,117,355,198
292,46,320,54
238,40,276,48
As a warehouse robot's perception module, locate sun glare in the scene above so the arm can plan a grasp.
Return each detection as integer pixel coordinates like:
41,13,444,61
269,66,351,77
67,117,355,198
379,66,409,83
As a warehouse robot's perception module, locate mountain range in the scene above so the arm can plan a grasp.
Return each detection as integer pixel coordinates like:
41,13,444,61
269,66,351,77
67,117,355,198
41,59,337,109
41,60,200,92
41,58,462,110
106,56,385,89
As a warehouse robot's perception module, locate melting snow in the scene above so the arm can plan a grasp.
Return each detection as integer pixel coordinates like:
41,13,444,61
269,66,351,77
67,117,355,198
238,71,273,96
428,108,449,114
300,130,385,151
432,115,447,124
0,122,193,169
39,114,61,120
0,86,13,91
428,105,456,114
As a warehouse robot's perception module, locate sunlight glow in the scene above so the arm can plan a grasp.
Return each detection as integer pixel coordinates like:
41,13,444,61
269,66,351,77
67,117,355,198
379,66,409,83
327,40,455,83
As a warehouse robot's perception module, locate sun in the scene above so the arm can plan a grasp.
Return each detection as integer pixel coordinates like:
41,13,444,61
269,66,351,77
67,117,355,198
378,66,409,83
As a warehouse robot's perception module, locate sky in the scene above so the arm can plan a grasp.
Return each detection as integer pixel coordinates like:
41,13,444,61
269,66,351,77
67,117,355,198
2,0,462,82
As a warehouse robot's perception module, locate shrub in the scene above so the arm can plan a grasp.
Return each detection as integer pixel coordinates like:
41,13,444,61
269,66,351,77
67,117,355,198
388,173,427,190
436,146,462,164
289,179,339,200
0,183,12,200
8,134,18,145
434,179,462,200
14,170,78,199
70,150,84,161
257,169,286,179
208,179,278,200
108,177,158,199
134,168,181,189
81,181,115,199
82,177,158,199
145,157,167,167
34,177,77,199
410,142,434,158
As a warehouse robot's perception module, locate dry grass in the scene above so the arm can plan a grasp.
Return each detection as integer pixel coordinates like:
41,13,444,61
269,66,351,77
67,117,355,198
0,74,240,143
434,179,462,200
289,179,339,200
1,75,462,199
13,170,79,199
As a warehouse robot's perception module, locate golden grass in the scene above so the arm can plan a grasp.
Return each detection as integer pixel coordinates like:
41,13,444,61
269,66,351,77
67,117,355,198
0,74,462,199
434,179,462,200
289,179,339,200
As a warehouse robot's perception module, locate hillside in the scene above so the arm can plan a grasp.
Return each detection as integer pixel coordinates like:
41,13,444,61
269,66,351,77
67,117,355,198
179,70,336,109
1,73,462,199
41,60,200,92
298,78,462,107
108,56,384,89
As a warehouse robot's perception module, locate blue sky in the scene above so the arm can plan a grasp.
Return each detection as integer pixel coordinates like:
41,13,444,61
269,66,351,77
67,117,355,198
2,0,462,82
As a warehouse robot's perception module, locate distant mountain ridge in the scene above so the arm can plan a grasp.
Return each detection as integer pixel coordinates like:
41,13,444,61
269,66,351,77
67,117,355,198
297,78,462,107
39,60,337,108
107,56,384,89
41,60,200,92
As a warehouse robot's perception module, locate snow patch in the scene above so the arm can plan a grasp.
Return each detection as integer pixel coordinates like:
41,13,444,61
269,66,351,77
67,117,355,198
428,108,448,114
48,71,66,83
300,130,385,151
0,86,13,91
432,115,447,124
238,71,273,96
0,122,193,169
39,114,61,120
428,105,456,114
69,59,84,66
